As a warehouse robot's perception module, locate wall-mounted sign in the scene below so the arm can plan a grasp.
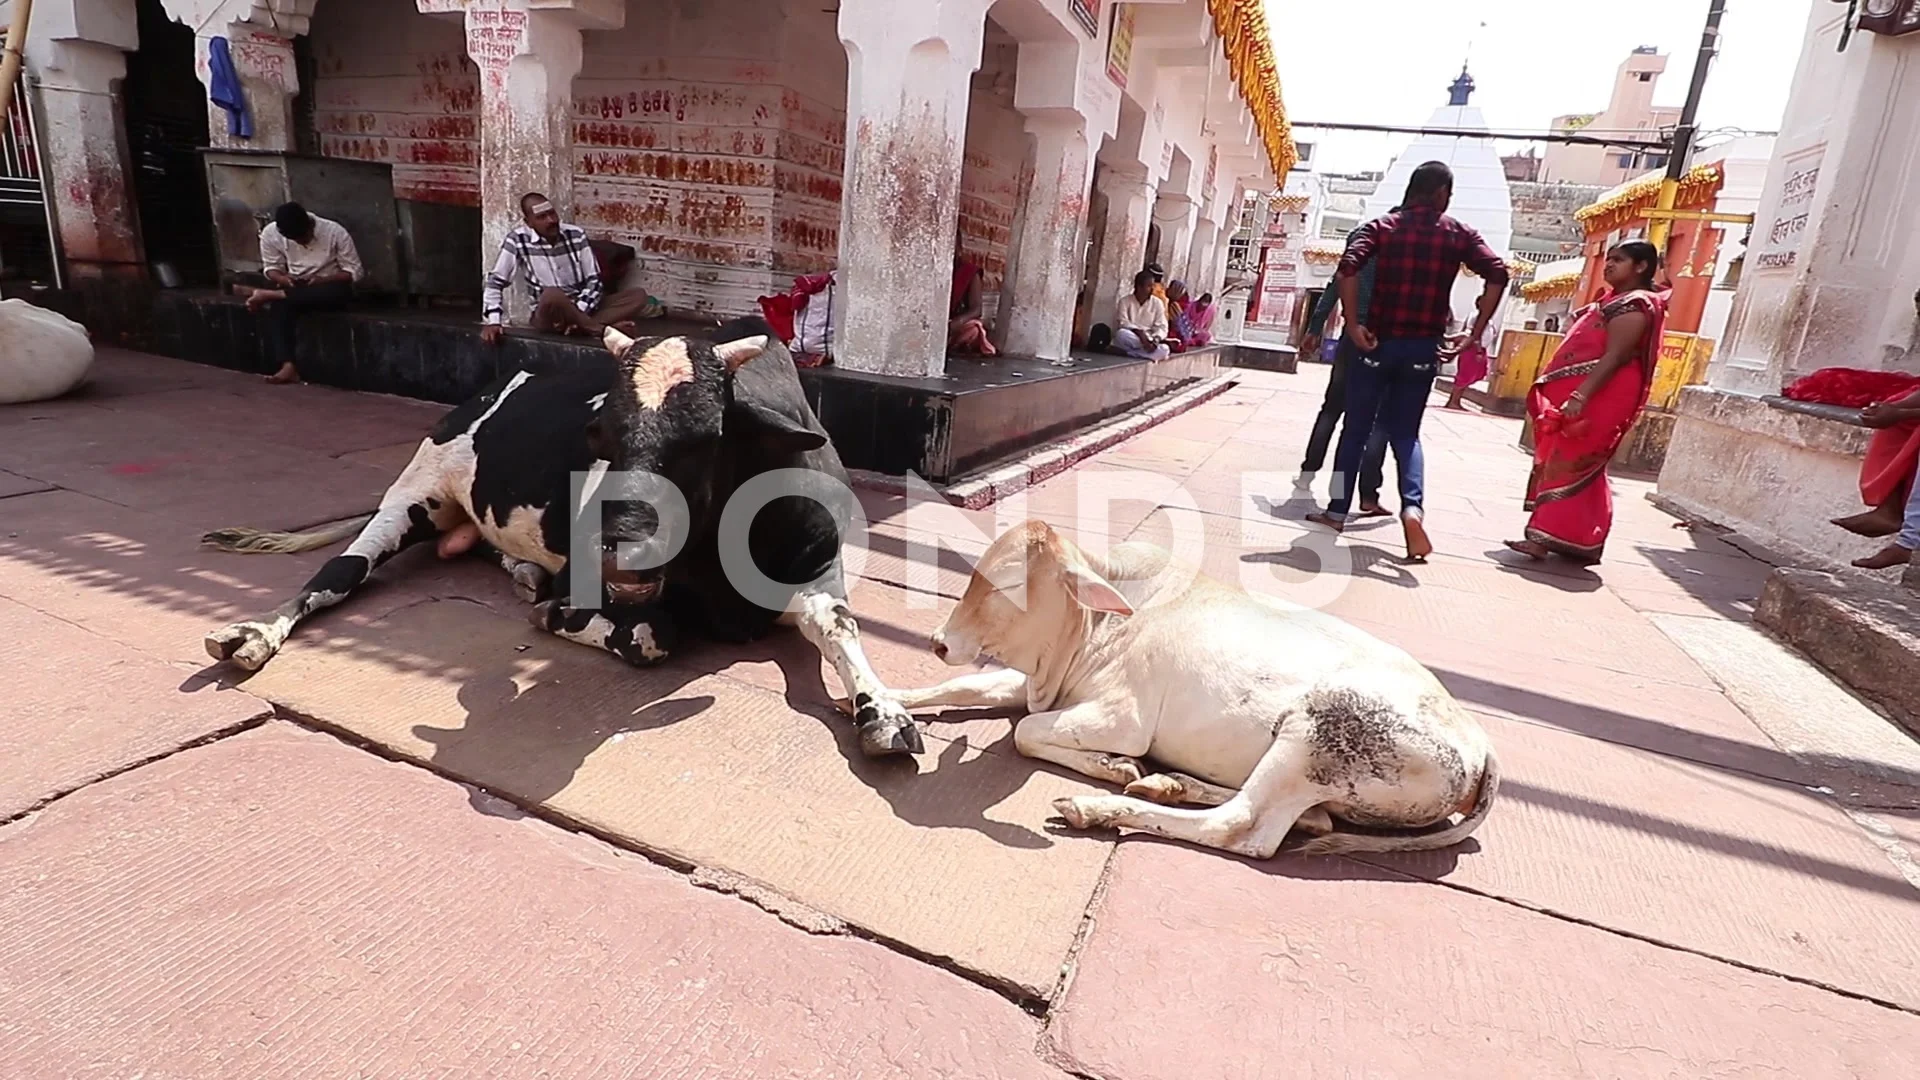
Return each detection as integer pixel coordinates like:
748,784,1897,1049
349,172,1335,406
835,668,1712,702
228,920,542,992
1070,0,1100,38
1107,4,1135,89
1753,142,1824,273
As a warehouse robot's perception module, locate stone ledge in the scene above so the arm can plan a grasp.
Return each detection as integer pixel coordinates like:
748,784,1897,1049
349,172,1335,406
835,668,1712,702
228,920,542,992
1755,568,1920,740
1676,385,1873,458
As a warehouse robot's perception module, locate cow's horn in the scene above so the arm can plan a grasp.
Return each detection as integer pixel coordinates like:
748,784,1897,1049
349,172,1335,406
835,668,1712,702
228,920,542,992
602,325,636,356
714,334,768,372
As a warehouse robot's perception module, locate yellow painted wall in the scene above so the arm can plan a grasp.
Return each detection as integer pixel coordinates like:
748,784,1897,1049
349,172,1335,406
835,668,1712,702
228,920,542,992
1491,329,1715,412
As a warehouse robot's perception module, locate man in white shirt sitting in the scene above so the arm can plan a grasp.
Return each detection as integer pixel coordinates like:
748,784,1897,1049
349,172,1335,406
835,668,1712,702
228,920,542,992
479,192,661,346
1113,270,1171,361
235,203,364,384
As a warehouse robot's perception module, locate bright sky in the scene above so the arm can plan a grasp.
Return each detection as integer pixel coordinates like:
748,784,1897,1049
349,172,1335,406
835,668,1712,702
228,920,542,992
1267,0,1814,174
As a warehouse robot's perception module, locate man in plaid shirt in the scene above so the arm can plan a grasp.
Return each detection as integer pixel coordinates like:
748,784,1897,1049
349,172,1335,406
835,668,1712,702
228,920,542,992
480,193,659,344
1307,162,1508,561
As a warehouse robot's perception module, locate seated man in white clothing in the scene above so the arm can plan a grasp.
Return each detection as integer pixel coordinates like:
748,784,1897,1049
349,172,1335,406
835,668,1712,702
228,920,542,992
1112,270,1171,361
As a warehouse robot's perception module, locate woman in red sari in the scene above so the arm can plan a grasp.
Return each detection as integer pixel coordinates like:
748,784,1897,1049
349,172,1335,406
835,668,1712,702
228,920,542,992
948,249,997,357
1505,241,1668,564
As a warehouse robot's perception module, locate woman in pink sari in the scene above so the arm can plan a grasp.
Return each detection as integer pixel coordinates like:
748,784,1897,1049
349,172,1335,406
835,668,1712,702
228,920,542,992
1505,241,1668,564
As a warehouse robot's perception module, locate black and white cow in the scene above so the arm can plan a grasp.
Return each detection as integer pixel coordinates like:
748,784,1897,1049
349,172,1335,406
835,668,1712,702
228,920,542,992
202,318,924,756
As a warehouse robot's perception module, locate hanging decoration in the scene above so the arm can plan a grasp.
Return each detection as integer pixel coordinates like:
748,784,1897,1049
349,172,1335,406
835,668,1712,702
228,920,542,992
1574,162,1726,238
1521,271,1582,303
1206,0,1297,177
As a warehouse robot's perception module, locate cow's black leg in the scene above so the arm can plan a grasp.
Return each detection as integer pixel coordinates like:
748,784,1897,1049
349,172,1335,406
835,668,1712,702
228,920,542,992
523,565,677,666
206,500,450,670
784,587,923,757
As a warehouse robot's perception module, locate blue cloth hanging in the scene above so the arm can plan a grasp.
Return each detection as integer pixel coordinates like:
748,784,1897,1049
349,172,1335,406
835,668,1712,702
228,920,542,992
207,36,252,139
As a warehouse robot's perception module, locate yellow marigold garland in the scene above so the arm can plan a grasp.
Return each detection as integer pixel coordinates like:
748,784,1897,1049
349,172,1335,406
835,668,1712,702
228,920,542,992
1208,0,1297,178
1521,271,1581,303
1573,162,1725,238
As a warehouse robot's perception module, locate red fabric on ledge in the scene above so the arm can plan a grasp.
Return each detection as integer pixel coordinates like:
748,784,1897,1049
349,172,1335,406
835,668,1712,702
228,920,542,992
1781,367,1920,408
1861,423,1920,508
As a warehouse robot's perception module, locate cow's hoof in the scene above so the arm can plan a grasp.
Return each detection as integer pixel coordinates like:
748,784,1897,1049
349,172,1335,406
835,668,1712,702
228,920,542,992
510,563,551,605
204,622,279,671
855,696,923,757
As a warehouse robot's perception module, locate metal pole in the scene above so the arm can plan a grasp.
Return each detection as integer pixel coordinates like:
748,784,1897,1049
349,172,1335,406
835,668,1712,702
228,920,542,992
1649,0,1729,252
0,0,34,122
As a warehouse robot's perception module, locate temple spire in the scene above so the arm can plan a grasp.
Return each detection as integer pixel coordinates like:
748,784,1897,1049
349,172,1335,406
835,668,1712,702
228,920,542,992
1448,64,1476,107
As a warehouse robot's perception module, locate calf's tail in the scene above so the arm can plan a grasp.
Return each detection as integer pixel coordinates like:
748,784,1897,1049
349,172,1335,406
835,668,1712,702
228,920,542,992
1296,747,1501,856
202,511,377,554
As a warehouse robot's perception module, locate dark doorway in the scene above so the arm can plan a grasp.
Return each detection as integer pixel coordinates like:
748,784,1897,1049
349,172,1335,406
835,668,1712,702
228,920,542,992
1144,223,1161,274
123,0,216,285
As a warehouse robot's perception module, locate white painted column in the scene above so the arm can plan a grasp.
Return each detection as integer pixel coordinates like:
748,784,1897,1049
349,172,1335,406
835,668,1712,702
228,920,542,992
1204,217,1236,298
16,0,143,278
160,2,318,152
1708,10,1920,393
832,0,992,377
1154,191,1196,282
1000,113,1097,359
1087,170,1154,329
1184,215,1217,293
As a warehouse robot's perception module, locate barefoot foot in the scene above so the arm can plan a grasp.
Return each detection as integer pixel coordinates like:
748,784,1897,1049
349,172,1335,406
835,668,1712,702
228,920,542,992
1355,501,1392,519
1852,544,1915,570
1305,511,1345,533
1401,509,1432,562
1831,509,1903,538
1504,539,1550,560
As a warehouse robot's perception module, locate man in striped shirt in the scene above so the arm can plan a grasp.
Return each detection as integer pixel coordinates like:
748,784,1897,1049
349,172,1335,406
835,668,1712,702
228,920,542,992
480,193,659,345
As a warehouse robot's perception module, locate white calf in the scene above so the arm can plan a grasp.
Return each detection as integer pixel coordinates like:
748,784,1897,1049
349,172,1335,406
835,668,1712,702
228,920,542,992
890,521,1499,858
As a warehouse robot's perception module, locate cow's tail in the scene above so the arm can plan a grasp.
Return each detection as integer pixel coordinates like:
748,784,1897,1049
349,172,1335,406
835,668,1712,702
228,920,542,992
1296,748,1501,856
202,511,377,555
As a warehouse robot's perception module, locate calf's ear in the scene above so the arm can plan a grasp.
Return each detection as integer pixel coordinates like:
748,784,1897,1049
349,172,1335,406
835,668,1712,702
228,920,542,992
1063,561,1133,616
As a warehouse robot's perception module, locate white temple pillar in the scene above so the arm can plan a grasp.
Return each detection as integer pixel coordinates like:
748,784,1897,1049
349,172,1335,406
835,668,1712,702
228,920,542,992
1184,214,1217,293
1708,11,1920,394
1087,169,1154,329
1154,191,1195,281
162,1,319,152
420,0,618,323
16,1,143,278
1000,113,1097,359
832,0,993,377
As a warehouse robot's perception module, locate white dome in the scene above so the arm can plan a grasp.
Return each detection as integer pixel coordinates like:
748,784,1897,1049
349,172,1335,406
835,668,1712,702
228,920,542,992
1363,90,1516,323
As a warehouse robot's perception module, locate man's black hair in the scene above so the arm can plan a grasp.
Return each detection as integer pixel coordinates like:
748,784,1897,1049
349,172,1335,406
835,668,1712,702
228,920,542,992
1403,161,1454,204
273,202,313,238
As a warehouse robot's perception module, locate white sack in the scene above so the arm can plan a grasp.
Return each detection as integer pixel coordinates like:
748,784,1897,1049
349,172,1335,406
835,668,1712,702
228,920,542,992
0,298,95,405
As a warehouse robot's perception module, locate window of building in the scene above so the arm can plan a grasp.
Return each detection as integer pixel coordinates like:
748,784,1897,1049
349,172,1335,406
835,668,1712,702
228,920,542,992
1616,153,1637,168
1636,71,1653,82
1646,155,1668,169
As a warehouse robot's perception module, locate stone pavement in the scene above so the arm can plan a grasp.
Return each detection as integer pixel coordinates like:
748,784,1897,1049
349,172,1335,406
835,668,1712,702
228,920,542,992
2,350,1918,1077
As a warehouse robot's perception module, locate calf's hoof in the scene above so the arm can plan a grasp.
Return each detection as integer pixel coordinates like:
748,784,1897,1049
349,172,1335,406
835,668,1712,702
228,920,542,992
1125,774,1187,804
205,622,280,671
1052,795,1125,832
855,695,924,757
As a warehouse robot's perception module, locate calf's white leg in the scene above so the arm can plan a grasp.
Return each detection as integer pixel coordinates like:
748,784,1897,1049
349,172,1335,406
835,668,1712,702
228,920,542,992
892,668,1029,711
1054,732,1326,859
1014,703,1153,788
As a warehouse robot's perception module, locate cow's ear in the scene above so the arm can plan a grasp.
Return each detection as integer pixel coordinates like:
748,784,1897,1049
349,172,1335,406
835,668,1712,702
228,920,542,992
1062,560,1133,616
728,397,827,454
584,415,617,461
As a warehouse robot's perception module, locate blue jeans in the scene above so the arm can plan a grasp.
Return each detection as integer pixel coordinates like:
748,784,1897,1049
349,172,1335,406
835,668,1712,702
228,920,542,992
1901,478,1920,550
1327,337,1438,519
